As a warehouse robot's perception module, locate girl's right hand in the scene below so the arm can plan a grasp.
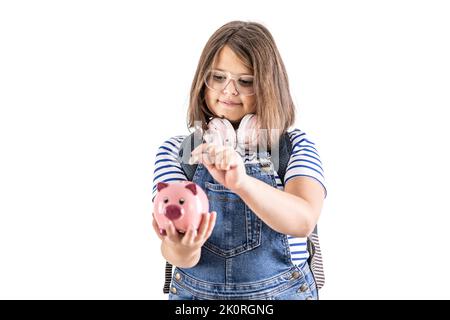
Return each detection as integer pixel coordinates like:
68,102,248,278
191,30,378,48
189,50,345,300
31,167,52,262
152,211,217,251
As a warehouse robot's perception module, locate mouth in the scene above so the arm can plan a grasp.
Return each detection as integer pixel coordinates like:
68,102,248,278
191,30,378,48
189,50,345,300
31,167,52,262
218,99,242,107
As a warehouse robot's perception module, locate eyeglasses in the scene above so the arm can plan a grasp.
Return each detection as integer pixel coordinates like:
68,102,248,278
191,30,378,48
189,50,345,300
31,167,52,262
204,69,255,96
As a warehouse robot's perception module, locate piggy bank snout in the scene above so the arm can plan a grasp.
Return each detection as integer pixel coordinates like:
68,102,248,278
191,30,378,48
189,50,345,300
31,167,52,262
165,204,183,221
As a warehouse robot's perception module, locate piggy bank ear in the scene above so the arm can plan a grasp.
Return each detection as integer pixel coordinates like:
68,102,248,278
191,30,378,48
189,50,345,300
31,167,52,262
157,182,169,192
185,183,198,195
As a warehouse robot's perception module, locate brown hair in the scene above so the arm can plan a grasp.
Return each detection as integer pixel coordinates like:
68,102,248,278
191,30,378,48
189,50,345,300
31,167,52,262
187,21,296,148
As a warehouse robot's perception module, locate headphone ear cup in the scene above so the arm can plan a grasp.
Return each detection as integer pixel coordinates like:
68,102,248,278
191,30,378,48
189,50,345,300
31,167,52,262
236,114,258,150
205,118,236,148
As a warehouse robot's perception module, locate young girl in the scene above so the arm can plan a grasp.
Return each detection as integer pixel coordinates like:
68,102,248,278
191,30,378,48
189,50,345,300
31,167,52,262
152,21,327,300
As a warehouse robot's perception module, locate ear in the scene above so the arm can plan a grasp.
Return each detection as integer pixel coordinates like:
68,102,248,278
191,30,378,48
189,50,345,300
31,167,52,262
185,183,198,195
157,182,169,192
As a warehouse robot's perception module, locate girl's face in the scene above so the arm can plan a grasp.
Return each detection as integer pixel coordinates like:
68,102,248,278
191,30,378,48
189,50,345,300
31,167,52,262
205,46,256,126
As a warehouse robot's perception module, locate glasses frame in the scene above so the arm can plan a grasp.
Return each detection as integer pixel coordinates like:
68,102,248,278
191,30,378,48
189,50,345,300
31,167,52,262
204,69,256,96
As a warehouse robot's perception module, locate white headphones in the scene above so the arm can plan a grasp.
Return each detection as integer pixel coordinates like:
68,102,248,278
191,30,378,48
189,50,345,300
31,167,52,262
203,114,259,156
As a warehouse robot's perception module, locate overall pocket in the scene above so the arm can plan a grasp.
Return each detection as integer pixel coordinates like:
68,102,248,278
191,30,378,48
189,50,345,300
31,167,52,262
271,263,318,300
203,182,262,258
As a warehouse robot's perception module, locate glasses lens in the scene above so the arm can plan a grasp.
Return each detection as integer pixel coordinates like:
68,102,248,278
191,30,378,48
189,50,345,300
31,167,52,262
205,70,227,91
236,75,254,95
205,70,255,96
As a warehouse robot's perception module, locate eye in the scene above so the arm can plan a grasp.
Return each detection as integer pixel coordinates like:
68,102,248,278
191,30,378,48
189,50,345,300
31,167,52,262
163,197,169,204
212,73,226,82
238,78,254,87
179,198,185,205
213,74,226,82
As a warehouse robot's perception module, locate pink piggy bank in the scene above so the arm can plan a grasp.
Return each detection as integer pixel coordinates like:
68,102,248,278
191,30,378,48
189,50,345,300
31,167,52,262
154,181,209,233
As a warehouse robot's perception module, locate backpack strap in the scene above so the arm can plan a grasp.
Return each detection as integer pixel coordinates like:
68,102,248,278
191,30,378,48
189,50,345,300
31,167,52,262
162,261,173,294
178,131,201,181
275,131,292,184
308,225,325,290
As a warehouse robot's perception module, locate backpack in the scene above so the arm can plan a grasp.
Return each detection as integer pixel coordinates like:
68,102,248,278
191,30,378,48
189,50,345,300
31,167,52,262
162,131,325,293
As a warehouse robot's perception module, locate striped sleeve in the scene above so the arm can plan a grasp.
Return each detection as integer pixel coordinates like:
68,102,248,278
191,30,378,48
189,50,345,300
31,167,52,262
284,129,327,198
152,136,188,202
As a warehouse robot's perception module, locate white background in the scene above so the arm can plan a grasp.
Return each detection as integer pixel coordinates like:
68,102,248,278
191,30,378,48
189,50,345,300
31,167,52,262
1,0,449,299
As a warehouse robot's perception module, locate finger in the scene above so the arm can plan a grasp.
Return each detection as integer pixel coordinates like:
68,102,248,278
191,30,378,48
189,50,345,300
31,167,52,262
181,224,197,246
213,148,223,170
226,151,239,169
215,146,229,170
191,143,204,154
202,144,216,165
218,148,234,170
230,149,239,169
204,211,217,239
189,143,207,164
152,213,165,237
165,221,180,242
152,217,164,240
220,148,231,170
195,212,210,242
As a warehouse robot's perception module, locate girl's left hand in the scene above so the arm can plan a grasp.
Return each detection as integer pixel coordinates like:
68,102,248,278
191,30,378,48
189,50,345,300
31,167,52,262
189,143,248,192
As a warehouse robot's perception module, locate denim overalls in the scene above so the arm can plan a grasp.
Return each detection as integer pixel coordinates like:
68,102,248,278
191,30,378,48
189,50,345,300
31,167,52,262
169,152,318,300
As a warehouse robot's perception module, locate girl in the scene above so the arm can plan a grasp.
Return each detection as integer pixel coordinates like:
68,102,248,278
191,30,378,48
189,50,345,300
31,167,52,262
152,21,327,300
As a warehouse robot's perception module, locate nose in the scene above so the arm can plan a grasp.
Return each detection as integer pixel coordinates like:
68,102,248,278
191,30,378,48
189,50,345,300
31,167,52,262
165,205,182,220
223,79,238,96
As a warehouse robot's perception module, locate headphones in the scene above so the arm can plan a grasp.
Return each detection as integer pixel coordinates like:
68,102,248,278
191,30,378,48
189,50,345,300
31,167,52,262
203,114,259,156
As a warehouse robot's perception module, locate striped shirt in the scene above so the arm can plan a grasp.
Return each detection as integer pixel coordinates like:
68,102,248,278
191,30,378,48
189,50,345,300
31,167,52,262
152,128,327,267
